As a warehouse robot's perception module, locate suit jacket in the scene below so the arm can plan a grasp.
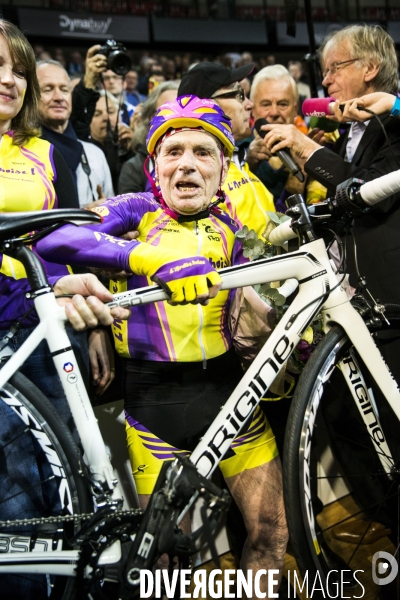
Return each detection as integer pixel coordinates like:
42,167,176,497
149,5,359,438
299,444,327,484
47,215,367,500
305,114,400,303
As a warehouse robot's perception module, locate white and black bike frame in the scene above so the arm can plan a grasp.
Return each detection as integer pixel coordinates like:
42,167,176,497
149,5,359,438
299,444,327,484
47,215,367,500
1,173,400,577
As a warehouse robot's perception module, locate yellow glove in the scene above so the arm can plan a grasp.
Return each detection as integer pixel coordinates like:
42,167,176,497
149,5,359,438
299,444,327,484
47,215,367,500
129,243,221,304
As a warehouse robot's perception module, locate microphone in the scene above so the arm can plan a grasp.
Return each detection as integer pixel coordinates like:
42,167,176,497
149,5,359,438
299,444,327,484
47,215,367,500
254,118,305,183
302,97,344,117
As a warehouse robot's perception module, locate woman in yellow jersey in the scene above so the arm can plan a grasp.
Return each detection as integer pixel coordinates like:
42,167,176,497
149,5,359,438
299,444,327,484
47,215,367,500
0,19,114,396
0,22,117,599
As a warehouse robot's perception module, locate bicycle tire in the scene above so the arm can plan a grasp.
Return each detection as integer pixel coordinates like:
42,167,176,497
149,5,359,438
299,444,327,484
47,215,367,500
284,313,400,599
0,371,92,599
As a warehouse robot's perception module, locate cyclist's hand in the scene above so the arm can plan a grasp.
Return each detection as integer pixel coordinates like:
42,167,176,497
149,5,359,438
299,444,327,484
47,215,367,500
151,257,222,305
88,329,116,395
54,273,131,329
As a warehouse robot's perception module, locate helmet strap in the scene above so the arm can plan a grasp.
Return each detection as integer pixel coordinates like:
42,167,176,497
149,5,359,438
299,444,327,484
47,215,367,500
215,148,226,199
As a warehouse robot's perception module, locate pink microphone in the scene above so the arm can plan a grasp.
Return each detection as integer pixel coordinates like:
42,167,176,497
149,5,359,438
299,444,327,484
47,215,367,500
302,97,337,117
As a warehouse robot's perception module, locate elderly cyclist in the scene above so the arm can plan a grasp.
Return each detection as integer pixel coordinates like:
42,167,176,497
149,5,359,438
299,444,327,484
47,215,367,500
37,95,288,598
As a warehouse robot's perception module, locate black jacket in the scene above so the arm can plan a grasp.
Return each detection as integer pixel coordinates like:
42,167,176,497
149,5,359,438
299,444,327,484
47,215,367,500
305,114,400,303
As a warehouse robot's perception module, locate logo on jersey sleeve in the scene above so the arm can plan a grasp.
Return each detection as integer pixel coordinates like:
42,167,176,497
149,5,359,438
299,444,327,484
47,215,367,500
91,206,110,217
93,231,132,247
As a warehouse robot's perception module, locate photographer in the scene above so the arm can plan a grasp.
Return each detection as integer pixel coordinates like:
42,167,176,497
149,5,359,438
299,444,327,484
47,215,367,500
71,43,133,192
71,41,132,137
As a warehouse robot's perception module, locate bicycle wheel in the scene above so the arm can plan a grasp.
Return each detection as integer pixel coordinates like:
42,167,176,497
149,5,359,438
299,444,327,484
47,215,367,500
0,371,91,600
284,313,400,599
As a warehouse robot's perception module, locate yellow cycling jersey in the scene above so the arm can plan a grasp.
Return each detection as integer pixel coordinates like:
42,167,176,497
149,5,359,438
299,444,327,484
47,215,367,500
0,133,57,281
39,193,246,363
110,201,244,362
221,160,275,239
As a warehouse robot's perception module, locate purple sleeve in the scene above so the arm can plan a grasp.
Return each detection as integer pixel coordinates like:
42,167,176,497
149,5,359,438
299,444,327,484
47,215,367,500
36,194,156,272
232,238,248,266
0,260,69,329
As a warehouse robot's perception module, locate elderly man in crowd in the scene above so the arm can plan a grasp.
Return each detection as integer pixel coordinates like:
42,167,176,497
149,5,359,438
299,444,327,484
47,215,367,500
37,95,289,598
246,64,327,210
178,61,276,238
261,24,400,306
37,59,114,206
263,24,400,545
245,65,305,209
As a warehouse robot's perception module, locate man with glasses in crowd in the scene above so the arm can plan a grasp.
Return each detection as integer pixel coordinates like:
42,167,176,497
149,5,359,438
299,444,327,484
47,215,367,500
178,62,276,238
259,24,400,306
261,23,400,546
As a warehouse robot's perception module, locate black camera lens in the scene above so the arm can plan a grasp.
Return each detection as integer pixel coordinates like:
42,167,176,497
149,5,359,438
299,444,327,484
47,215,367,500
96,40,132,77
108,50,132,76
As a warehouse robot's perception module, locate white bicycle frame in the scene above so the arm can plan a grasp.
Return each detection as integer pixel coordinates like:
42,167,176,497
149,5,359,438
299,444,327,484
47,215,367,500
1,236,399,577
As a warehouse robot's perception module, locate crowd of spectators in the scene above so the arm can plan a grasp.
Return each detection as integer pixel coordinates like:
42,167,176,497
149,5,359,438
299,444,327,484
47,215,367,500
31,43,321,202
33,44,309,95
2,18,400,597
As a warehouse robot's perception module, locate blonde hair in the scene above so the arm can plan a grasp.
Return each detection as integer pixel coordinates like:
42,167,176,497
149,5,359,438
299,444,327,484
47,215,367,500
250,65,299,105
0,20,41,146
321,25,398,94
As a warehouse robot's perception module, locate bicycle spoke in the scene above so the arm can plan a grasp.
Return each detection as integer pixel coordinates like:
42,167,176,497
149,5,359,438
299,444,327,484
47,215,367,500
315,421,395,466
0,426,29,450
346,482,399,567
0,475,56,507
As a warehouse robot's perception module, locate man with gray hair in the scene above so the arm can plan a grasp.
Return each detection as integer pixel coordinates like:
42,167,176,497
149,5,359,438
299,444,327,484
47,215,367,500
260,25,400,305
261,25,400,544
246,65,304,207
37,59,114,206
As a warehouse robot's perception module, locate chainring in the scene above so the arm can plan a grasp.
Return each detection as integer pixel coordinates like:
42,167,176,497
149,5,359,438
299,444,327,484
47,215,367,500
75,509,143,600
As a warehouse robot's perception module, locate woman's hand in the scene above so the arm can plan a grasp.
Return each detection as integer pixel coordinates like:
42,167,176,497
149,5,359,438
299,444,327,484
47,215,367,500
118,123,133,152
88,329,116,395
54,273,131,329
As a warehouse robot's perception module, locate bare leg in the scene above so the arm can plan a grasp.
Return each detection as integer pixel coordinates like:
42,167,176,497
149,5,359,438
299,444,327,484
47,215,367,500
224,457,288,599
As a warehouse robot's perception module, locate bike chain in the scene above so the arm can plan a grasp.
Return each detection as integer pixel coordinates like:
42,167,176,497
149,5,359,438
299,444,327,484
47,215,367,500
0,508,142,529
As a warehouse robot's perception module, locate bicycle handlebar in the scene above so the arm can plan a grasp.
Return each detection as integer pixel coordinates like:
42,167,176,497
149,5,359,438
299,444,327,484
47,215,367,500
268,220,298,246
360,169,400,206
268,170,400,246
108,267,299,310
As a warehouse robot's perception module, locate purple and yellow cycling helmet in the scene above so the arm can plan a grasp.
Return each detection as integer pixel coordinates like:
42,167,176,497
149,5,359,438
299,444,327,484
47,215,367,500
146,95,235,158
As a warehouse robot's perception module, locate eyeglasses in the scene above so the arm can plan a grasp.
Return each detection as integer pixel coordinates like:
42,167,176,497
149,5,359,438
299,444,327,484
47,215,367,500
322,58,360,79
212,88,246,103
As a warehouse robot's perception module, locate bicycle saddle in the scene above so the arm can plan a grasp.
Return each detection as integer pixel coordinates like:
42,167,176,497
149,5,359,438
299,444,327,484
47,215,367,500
0,209,102,241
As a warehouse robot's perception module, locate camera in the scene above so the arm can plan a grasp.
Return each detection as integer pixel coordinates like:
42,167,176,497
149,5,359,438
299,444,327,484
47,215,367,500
96,40,131,76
